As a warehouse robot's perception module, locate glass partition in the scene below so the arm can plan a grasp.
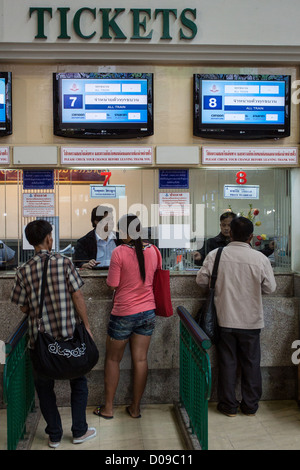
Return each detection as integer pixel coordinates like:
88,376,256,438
0,167,291,272
198,168,291,272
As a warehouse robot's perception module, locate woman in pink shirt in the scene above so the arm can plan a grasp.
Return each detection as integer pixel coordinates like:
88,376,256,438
94,214,161,419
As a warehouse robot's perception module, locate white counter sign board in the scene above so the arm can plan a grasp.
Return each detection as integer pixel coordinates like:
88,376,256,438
61,147,152,165
224,185,260,199
202,147,298,165
90,185,125,199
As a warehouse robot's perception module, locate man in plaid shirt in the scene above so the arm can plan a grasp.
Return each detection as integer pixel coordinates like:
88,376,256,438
11,220,97,448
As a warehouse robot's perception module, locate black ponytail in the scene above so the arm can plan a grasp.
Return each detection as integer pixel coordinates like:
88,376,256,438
118,214,146,283
134,236,145,282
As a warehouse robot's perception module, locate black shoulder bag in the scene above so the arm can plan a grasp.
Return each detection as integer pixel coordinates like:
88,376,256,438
31,256,99,380
197,247,223,345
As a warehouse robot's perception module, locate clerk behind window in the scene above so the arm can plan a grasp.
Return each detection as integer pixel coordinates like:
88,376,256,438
74,206,120,269
193,212,236,266
193,211,274,266
0,241,15,268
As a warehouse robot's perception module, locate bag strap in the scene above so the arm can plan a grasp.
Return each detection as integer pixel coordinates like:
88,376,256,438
210,247,223,289
38,255,50,320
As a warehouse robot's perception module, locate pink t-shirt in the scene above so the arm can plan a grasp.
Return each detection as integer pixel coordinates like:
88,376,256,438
107,243,161,316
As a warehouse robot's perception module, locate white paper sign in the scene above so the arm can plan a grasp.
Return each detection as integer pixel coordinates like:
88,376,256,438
90,184,125,199
23,193,55,217
202,147,298,165
61,147,153,165
159,193,190,216
224,184,260,199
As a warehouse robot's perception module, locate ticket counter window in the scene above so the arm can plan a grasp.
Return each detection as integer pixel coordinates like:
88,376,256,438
0,167,292,273
189,168,291,273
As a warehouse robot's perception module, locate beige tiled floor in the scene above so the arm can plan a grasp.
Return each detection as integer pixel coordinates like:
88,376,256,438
208,400,300,450
30,404,186,450
3,401,300,450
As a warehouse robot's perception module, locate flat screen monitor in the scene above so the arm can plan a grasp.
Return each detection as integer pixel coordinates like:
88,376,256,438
53,72,154,139
193,74,291,140
0,72,12,137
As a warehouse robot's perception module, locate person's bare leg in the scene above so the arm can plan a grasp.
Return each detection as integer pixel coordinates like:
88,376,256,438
100,336,128,417
128,334,151,417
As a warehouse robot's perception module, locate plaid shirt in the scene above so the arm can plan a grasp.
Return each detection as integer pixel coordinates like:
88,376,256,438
10,250,84,348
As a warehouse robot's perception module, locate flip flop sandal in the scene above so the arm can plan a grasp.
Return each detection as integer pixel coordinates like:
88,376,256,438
126,406,141,419
93,406,113,419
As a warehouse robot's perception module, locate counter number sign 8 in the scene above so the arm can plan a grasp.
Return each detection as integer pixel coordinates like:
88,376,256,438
236,171,247,185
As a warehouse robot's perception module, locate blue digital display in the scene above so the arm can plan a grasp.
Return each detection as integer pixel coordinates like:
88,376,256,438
0,78,6,123
61,78,148,125
201,79,286,125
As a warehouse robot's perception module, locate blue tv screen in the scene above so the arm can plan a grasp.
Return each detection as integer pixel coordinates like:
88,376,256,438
0,72,12,136
53,72,153,139
193,74,291,139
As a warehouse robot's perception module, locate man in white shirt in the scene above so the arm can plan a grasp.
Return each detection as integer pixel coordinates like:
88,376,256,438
196,216,276,417
74,206,120,269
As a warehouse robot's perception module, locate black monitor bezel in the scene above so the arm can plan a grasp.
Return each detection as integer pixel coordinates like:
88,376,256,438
0,72,12,137
193,73,291,140
53,72,154,139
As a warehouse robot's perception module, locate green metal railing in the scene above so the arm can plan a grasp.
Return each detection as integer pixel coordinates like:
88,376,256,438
177,306,212,450
3,316,35,450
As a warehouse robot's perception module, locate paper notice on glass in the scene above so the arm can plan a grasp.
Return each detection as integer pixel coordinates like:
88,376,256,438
224,184,259,199
90,184,125,199
159,193,190,216
23,193,55,217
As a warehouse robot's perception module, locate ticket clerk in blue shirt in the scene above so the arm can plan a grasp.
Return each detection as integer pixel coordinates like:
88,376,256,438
74,206,121,269
95,229,117,267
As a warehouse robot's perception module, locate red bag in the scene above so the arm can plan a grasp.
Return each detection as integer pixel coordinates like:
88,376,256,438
152,246,173,317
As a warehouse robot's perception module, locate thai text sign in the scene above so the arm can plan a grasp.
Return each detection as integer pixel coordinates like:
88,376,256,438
23,193,55,217
61,147,153,165
202,147,298,165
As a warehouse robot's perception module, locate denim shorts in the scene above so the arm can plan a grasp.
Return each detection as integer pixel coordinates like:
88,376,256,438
107,309,156,340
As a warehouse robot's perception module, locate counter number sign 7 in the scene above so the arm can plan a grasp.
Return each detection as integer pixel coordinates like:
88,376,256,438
101,172,111,186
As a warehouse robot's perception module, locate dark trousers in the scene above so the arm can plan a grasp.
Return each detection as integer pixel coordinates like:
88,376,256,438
217,328,262,414
32,369,88,442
